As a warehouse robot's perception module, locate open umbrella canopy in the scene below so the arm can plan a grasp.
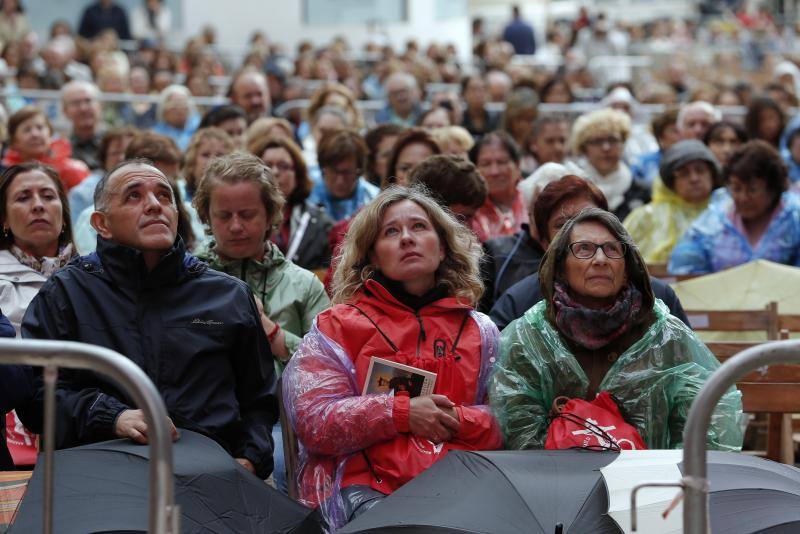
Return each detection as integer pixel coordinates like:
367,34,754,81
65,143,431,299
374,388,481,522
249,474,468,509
340,450,619,534
603,449,800,533
9,430,322,534
341,450,800,534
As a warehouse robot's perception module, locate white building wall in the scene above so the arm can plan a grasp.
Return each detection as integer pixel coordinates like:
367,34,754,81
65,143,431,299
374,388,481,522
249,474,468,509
180,0,472,61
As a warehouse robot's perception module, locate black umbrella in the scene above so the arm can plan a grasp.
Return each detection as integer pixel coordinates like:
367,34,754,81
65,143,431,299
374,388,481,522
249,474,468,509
9,430,322,534
340,450,619,534
340,450,800,534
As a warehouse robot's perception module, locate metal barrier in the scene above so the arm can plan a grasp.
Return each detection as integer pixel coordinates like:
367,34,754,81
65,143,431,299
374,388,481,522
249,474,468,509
630,339,800,534
0,339,180,534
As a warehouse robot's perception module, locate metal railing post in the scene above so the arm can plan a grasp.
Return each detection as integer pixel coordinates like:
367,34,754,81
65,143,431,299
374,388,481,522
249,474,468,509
682,339,800,534
0,339,180,533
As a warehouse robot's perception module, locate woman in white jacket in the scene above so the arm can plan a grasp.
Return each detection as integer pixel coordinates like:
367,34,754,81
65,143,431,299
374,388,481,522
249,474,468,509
0,162,76,334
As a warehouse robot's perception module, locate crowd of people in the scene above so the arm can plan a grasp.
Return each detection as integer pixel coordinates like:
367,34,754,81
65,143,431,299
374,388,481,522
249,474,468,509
2,0,800,530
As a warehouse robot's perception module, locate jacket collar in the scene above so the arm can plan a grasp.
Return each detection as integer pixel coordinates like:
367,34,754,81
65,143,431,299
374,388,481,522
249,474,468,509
87,236,205,289
360,277,472,314
519,224,545,254
194,240,284,276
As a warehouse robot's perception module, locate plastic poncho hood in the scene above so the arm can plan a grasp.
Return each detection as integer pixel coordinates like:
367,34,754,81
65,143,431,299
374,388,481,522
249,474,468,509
624,178,711,263
489,299,743,451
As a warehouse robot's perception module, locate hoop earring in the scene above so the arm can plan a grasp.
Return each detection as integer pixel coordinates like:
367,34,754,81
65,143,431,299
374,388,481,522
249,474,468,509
2,227,8,238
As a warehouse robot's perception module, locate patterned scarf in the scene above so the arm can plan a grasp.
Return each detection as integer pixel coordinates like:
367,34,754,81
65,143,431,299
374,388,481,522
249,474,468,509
10,243,74,278
552,281,643,350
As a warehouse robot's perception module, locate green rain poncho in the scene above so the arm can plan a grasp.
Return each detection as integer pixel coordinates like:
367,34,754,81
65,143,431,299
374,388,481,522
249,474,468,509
489,299,743,451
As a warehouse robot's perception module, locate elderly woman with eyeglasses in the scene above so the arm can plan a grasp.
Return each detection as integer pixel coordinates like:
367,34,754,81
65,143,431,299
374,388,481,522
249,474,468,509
489,208,743,451
570,108,650,221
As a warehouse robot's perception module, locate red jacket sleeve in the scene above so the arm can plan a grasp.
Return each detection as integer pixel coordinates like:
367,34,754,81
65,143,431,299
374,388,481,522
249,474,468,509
454,405,504,450
282,322,400,457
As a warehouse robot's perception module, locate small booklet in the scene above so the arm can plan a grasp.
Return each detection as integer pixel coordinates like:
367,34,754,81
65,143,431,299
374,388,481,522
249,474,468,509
363,356,437,398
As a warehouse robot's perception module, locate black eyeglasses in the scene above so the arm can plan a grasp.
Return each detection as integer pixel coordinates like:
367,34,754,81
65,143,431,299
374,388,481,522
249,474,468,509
569,241,626,260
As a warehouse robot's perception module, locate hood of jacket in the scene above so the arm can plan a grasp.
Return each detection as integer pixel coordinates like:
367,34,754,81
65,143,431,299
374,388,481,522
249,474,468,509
194,240,285,278
0,250,48,282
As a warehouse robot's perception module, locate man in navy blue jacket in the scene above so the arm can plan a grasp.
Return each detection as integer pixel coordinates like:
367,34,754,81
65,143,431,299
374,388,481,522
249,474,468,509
22,160,278,478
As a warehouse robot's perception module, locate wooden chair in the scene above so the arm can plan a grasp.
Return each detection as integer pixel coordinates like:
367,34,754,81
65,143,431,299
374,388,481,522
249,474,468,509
779,313,800,338
645,263,704,283
689,302,797,463
686,302,779,340
708,339,800,463
276,378,300,500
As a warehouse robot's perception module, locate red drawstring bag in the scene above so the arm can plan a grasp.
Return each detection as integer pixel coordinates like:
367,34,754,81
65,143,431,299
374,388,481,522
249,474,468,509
545,391,647,451
5,411,38,466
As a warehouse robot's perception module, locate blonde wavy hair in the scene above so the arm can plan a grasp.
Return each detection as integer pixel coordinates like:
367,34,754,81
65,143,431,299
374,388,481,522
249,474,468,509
570,108,631,154
331,185,484,306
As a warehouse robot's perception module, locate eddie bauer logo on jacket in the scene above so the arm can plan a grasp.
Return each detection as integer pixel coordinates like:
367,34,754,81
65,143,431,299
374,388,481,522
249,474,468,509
191,318,224,326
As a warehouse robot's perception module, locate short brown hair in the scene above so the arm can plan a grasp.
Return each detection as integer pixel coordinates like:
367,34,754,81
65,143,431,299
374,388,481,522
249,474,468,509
0,162,74,251
194,152,285,238
385,128,441,188
725,140,789,205
98,126,139,171
125,132,181,166
533,175,609,242
407,154,487,210
316,128,367,171
651,108,679,142
8,106,51,145
248,134,311,205
365,123,405,184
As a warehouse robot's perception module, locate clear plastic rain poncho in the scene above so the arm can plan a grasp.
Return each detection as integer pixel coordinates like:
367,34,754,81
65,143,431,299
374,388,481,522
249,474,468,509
623,178,709,264
489,299,743,451
282,309,500,531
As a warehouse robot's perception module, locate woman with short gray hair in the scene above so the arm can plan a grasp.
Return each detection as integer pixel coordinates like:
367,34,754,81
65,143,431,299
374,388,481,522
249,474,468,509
152,84,200,150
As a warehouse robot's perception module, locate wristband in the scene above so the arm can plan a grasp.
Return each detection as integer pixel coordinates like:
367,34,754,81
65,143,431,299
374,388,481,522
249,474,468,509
267,322,281,344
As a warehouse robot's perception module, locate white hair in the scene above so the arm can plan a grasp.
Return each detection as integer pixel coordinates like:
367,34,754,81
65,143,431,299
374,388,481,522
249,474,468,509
384,71,418,90
677,101,721,132
61,80,100,104
518,161,587,209
156,84,197,123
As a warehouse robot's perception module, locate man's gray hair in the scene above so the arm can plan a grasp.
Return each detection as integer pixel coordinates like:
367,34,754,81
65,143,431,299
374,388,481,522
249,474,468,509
94,158,164,212
61,80,100,104
677,101,722,131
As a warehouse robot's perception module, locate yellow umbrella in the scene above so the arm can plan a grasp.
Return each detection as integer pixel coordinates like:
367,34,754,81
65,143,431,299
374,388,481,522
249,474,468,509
670,260,800,340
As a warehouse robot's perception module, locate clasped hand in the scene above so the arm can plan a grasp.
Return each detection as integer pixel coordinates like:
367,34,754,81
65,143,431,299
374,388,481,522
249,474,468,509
408,394,460,443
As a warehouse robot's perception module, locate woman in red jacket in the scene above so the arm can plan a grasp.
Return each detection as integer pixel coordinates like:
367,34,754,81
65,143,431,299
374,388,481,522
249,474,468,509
282,185,503,529
2,106,89,191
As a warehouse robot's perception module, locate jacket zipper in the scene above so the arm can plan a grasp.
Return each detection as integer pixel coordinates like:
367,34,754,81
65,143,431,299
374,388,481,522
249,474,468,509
415,311,427,357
